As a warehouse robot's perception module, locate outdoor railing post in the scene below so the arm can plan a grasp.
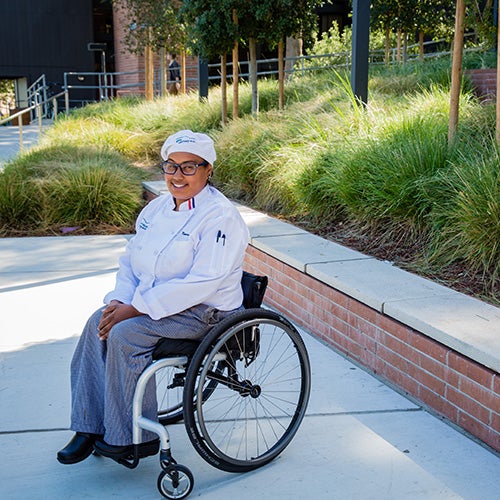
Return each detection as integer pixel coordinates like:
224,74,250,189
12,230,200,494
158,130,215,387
65,90,69,115
38,104,43,138
19,119,24,153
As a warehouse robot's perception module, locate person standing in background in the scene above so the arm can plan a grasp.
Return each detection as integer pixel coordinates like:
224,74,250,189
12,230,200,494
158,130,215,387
168,54,181,95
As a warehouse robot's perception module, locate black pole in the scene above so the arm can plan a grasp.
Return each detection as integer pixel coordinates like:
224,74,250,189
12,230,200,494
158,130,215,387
351,0,371,106
198,58,209,100
494,0,498,55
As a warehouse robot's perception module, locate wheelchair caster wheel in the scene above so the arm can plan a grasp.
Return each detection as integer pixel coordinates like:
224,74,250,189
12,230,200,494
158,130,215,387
157,464,194,499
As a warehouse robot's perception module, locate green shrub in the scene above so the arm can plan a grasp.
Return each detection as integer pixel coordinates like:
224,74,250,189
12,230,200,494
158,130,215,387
214,117,277,200
428,151,500,280
2,146,145,232
370,58,452,96
295,148,345,221
43,163,142,227
0,166,43,232
333,115,449,228
43,118,154,162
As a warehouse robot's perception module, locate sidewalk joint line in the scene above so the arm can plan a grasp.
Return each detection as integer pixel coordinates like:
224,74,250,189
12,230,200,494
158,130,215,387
305,407,423,418
0,408,423,436
0,427,69,435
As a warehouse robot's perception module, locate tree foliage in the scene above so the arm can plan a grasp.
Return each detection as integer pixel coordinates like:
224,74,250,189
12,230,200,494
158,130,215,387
113,0,186,54
181,0,321,58
371,0,495,46
180,0,237,59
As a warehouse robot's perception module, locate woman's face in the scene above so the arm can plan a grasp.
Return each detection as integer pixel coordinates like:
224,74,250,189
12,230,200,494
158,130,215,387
164,151,212,209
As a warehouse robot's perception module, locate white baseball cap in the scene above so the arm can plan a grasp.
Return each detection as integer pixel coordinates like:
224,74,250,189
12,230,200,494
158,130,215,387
160,130,217,165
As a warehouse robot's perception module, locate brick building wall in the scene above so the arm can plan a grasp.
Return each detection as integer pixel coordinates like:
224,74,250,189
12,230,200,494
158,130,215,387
112,4,199,96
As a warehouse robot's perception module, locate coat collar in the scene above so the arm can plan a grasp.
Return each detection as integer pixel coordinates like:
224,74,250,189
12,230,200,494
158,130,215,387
173,185,211,212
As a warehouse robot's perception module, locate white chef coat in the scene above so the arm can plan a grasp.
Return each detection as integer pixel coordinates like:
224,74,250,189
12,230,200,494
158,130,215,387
104,185,250,320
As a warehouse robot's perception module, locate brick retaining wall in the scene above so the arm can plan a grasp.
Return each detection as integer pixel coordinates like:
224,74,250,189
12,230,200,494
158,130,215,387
465,69,497,101
244,245,500,453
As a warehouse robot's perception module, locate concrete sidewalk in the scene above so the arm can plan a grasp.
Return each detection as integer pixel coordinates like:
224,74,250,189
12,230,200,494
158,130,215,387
0,120,52,167
0,235,498,500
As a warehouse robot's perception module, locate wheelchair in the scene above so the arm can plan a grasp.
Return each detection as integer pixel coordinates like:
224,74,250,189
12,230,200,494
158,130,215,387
114,272,311,499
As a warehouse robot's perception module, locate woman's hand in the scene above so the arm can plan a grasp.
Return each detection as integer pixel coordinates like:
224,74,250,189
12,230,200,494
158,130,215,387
97,300,142,341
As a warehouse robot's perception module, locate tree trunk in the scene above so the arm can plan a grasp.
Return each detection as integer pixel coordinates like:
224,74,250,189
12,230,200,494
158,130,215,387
232,9,239,120
221,54,227,125
160,47,167,97
403,32,408,63
419,31,424,62
278,39,284,110
449,0,466,144
249,37,258,116
145,43,154,101
181,51,187,94
285,36,302,80
396,30,402,63
385,27,390,65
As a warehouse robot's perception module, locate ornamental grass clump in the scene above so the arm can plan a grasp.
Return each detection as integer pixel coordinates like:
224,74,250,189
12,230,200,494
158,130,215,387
42,117,154,163
333,114,449,228
428,150,500,284
214,118,279,201
0,165,43,232
0,146,145,234
44,163,142,228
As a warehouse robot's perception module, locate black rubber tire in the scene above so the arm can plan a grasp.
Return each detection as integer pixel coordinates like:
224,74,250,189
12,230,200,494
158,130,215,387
183,308,311,473
157,464,194,499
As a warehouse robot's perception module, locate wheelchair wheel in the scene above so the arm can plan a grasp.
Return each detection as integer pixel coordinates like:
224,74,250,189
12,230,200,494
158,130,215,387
157,464,194,499
183,308,311,473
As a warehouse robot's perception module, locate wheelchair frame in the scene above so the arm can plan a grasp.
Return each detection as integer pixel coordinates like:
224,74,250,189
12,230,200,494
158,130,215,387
111,277,311,500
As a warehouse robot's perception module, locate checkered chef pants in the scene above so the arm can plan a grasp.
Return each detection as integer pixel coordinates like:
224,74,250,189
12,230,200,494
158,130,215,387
69,303,234,445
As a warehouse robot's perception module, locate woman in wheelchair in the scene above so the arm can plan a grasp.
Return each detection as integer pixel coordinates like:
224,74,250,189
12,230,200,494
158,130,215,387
57,130,250,465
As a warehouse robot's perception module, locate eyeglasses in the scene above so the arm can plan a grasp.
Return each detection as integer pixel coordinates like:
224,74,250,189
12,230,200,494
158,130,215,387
160,160,208,176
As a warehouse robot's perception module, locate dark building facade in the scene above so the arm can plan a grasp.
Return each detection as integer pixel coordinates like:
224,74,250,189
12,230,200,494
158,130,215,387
0,0,114,107
317,0,351,34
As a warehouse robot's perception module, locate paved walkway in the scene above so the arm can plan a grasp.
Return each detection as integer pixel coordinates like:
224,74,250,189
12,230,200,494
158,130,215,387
0,120,52,167
0,235,498,500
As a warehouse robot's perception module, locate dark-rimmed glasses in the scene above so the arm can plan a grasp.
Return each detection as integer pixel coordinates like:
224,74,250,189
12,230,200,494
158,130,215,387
160,160,208,176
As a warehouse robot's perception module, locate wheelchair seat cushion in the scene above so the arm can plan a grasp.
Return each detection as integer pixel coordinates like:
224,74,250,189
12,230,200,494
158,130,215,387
152,337,201,360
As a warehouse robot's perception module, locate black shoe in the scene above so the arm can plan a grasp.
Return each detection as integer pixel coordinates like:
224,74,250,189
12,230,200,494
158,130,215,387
94,438,160,460
57,432,102,465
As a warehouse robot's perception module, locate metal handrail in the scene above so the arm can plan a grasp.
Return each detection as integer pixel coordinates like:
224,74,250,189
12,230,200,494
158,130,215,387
27,74,49,119
0,90,68,153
